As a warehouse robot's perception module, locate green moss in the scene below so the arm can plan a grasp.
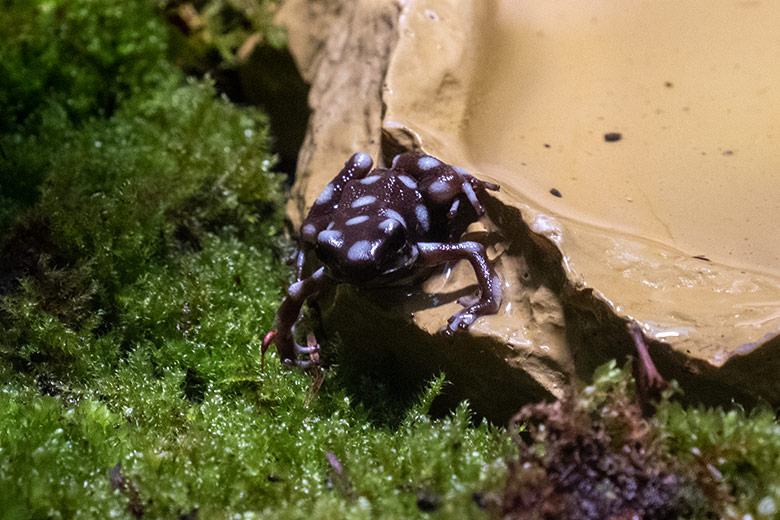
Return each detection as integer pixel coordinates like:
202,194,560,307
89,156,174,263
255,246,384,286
0,3,511,518
0,77,283,381
166,0,286,71
0,0,171,132
657,397,780,519
0,386,129,519
575,362,780,519
0,0,173,227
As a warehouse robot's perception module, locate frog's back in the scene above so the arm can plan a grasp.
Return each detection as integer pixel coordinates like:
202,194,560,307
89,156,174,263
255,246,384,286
337,169,432,242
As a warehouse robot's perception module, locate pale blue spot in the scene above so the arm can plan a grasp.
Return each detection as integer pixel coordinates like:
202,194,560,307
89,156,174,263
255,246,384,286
315,183,335,204
353,152,372,168
428,179,450,194
347,240,372,261
415,205,430,232
398,175,417,189
302,224,317,237
379,218,399,233
417,156,440,170
346,215,369,226
351,195,377,208
288,280,304,298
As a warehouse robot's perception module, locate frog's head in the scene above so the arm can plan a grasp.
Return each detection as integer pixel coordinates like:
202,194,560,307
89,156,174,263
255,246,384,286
315,214,418,284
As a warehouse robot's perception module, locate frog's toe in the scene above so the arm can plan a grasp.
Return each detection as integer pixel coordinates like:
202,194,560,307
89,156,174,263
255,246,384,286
456,294,480,307
440,310,477,336
293,358,316,369
294,341,319,355
282,346,320,368
290,328,321,366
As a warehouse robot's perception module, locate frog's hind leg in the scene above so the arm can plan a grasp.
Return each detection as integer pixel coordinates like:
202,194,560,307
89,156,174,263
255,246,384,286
262,267,333,369
392,152,499,217
417,241,501,335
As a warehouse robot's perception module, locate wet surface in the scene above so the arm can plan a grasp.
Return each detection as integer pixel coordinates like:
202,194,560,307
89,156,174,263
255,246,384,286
282,0,780,414
465,0,780,276
383,0,780,363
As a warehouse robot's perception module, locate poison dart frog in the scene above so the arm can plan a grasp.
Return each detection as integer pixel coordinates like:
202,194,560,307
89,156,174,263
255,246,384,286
262,152,502,367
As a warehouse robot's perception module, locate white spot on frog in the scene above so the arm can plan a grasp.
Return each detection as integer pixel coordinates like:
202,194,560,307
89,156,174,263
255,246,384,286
428,179,450,194
360,175,380,185
315,183,335,204
417,156,440,170
398,175,417,189
416,205,430,232
347,240,372,261
346,215,369,226
351,195,377,208
302,224,316,237
353,152,372,168
379,218,399,233
288,280,304,298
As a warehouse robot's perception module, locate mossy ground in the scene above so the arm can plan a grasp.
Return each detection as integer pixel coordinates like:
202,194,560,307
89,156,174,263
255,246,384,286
1,1,780,519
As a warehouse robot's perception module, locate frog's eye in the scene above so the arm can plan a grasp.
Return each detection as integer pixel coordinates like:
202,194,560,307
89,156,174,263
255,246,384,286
378,218,405,252
315,229,344,263
378,218,399,234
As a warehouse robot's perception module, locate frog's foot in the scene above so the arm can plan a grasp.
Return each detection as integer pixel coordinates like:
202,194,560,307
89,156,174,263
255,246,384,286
438,294,482,334
261,328,321,371
473,177,500,193
261,330,277,372
439,300,497,336
263,267,331,371
440,309,477,335
418,241,501,336
291,324,321,365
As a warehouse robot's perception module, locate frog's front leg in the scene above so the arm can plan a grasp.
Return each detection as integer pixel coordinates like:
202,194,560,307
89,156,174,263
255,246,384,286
417,241,501,335
262,267,334,368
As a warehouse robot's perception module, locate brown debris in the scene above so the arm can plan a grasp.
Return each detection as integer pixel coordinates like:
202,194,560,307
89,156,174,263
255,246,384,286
627,322,667,417
110,462,144,518
490,372,708,519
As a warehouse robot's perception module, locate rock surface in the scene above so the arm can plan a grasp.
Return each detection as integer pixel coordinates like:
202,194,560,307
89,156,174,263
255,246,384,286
277,0,780,421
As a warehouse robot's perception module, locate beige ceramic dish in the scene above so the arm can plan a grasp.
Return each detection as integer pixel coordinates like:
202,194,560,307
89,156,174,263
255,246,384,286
276,0,780,420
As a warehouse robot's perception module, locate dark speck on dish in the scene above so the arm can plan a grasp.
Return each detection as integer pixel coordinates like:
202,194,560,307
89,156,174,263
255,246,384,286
604,132,622,142
549,188,562,198
722,150,734,156
543,143,551,148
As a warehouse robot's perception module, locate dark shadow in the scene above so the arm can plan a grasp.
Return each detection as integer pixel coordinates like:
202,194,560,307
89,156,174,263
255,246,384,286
237,45,311,179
